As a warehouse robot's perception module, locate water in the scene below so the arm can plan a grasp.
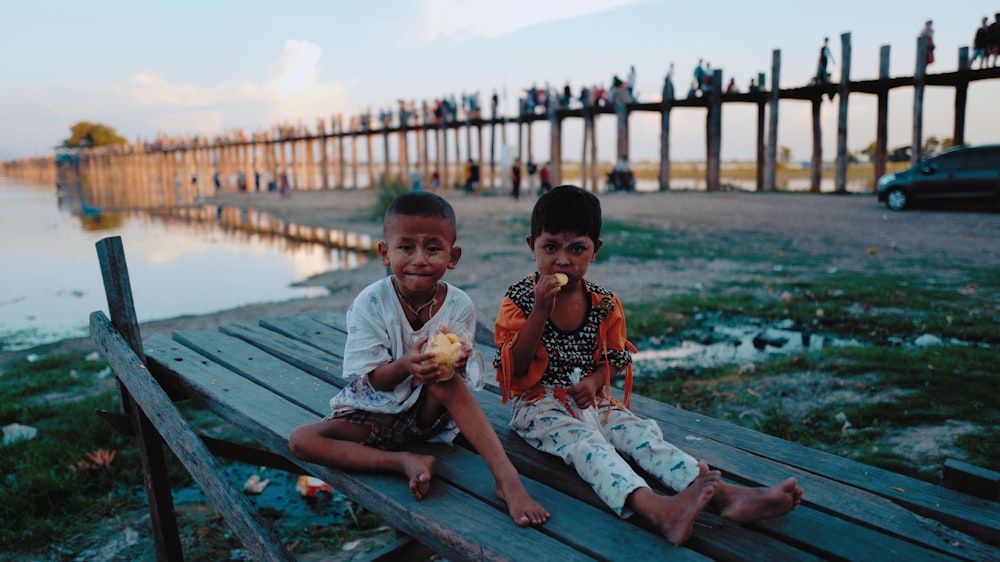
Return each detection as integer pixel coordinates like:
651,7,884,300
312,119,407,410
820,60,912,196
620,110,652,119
0,177,371,351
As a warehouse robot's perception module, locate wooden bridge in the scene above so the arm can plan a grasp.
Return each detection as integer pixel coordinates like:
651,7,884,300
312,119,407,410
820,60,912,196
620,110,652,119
91,236,1000,561
5,33,1000,206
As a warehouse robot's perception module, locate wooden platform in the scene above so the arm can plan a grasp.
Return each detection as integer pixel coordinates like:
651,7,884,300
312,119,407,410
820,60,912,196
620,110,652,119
89,303,1000,561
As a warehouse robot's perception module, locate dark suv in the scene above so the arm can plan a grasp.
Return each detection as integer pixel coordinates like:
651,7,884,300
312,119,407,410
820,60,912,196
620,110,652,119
876,144,1000,211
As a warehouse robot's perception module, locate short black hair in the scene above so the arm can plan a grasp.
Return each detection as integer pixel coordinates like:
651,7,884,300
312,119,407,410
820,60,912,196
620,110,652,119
384,192,457,236
530,184,602,244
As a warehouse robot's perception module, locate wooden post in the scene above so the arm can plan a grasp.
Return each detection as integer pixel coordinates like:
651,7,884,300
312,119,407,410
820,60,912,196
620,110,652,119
421,104,430,186
756,71,766,191
305,134,317,191
318,119,329,190
366,122,376,188
810,97,823,192
382,113,391,184
351,118,359,189
581,88,591,189
95,237,183,561
440,117,449,189
589,103,598,192
954,46,969,145
912,35,928,166
614,84,629,163
516,100,524,189
454,119,462,185
835,32,852,193
764,50,781,191
477,122,484,191
489,93,497,191
706,69,722,191
875,45,891,187
548,89,562,186
399,106,409,182
337,115,346,188
526,112,534,193
659,75,673,191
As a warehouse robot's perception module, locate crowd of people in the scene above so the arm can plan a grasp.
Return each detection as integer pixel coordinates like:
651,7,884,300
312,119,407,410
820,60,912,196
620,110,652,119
970,14,1000,69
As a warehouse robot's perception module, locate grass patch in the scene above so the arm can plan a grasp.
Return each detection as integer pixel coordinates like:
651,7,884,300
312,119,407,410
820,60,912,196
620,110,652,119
0,352,142,549
624,270,999,344
0,352,389,558
633,345,999,481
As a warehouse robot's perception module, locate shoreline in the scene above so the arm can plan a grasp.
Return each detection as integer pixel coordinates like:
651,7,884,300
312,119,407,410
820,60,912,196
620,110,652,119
4,188,996,366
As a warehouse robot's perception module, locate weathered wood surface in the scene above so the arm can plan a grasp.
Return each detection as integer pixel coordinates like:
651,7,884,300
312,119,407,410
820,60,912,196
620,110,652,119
129,310,1000,561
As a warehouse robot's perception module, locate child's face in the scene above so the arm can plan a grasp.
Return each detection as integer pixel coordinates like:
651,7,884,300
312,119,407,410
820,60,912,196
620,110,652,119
379,214,461,294
528,229,601,286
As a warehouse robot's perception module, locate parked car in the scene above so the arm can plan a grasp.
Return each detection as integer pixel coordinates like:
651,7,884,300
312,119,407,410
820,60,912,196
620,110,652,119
877,144,1000,211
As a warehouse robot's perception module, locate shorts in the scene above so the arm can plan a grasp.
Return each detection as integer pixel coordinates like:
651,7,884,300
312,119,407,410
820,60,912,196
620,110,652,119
325,390,453,450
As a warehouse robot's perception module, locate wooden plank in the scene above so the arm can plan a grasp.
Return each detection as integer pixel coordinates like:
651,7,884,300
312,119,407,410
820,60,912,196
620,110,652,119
96,236,183,561
943,459,1000,501
142,334,600,562
170,329,335,414
220,321,344,383
627,392,1000,551
91,314,295,561
427,444,713,562
245,323,941,560
258,314,349,358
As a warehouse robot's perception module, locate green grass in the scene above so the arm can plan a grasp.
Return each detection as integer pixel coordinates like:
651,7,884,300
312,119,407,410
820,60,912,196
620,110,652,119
0,351,389,558
625,269,999,344
0,352,142,549
633,345,999,480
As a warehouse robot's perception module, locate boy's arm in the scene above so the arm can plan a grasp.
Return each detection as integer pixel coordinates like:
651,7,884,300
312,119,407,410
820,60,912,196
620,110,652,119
508,274,561,378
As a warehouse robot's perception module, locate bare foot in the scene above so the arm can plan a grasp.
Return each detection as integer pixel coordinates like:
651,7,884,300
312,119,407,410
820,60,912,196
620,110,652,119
400,452,436,500
631,461,720,546
496,478,550,527
714,477,803,524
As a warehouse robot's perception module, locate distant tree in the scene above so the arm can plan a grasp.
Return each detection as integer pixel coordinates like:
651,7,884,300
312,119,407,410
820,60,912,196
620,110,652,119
923,136,941,157
941,137,955,150
860,141,877,161
778,145,792,163
64,121,127,149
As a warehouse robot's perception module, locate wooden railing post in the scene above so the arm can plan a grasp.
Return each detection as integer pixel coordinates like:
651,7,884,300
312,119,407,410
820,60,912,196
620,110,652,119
835,31,852,193
764,50,781,191
96,236,183,562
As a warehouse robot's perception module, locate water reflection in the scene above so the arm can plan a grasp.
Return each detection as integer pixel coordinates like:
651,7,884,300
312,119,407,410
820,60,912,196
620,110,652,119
0,179,376,351
632,322,863,376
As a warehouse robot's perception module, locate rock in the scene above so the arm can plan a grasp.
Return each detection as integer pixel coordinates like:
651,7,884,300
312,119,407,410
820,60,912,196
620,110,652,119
914,334,943,347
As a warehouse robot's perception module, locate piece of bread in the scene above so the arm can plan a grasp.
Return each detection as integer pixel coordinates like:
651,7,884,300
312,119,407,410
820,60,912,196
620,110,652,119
426,331,464,381
554,273,569,286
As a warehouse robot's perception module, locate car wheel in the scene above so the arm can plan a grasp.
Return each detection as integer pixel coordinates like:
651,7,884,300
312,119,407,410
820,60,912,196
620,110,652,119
886,188,908,211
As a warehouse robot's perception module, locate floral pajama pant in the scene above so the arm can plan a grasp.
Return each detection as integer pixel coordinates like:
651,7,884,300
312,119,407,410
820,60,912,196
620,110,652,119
509,387,700,517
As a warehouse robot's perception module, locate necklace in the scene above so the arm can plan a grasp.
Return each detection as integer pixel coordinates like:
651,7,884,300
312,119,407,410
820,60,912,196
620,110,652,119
393,278,438,319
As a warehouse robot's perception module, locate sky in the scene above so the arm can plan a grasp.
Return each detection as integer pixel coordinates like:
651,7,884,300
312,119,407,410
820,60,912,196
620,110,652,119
2,0,999,164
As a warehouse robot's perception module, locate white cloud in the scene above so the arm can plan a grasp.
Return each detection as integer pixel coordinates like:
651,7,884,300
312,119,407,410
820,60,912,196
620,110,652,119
416,0,643,41
104,40,351,137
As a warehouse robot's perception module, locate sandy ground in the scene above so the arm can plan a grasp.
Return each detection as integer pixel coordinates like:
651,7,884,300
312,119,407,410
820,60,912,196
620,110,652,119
9,186,998,362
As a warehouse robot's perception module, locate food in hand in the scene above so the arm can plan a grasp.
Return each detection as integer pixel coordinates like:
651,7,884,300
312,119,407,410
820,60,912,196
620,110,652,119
426,331,464,381
554,273,569,286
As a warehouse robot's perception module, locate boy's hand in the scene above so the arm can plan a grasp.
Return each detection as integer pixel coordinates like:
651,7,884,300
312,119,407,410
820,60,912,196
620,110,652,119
569,372,601,409
403,336,444,384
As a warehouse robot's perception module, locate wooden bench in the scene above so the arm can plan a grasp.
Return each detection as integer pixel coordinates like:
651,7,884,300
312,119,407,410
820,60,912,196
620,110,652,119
91,236,1000,561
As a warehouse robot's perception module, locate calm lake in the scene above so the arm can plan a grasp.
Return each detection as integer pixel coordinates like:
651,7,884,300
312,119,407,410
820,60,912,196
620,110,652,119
0,176,371,351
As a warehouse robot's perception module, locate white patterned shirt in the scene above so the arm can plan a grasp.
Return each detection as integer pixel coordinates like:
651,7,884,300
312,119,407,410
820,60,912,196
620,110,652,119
329,276,484,443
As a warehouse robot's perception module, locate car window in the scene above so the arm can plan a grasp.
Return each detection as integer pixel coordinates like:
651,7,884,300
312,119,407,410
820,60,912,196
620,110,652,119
927,152,966,173
962,150,999,170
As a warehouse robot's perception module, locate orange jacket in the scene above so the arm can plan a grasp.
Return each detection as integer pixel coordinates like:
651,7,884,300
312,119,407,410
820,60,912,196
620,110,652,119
494,278,636,408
